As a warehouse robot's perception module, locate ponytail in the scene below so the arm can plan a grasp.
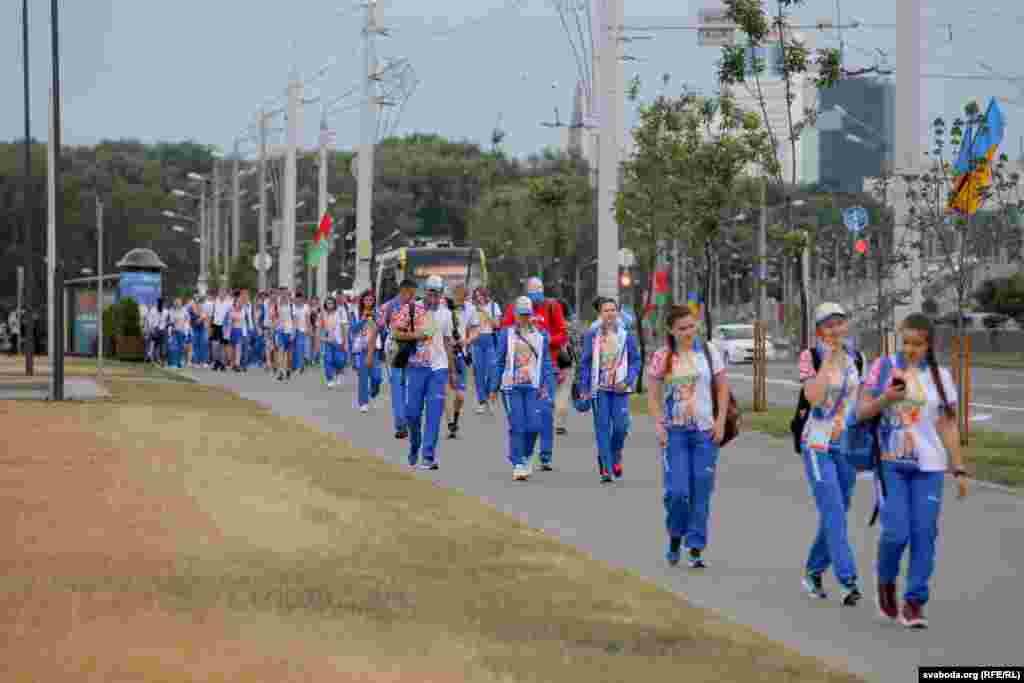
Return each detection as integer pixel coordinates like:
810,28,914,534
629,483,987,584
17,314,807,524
902,313,954,419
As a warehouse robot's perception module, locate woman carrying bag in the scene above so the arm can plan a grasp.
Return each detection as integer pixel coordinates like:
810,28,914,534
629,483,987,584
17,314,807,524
857,313,968,629
646,305,731,570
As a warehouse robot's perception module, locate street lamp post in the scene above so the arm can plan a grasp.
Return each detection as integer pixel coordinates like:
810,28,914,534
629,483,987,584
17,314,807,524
97,196,103,377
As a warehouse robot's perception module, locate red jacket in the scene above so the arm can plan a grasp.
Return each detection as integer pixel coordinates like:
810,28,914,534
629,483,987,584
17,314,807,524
501,298,568,358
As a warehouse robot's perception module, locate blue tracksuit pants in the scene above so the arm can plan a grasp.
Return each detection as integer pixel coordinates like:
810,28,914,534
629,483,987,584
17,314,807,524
472,335,496,403
355,352,383,406
191,325,208,364
389,366,406,432
168,331,187,368
291,332,307,371
663,428,719,550
877,463,944,605
323,341,346,382
405,366,447,465
501,385,544,467
592,391,630,473
802,444,858,585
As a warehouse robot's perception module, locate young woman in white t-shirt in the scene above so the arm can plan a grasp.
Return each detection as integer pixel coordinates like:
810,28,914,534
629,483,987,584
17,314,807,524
858,313,968,630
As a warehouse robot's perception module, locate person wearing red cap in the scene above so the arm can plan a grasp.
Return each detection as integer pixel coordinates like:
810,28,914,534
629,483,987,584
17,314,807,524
500,277,568,470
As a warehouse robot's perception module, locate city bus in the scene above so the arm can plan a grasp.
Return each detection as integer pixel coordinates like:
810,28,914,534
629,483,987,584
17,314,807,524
374,244,488,304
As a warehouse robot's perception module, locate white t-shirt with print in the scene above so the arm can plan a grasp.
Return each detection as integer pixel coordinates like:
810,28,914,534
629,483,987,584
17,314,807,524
425,306,453,371
455,302,479,341
646,341,726,433
865,356,958,472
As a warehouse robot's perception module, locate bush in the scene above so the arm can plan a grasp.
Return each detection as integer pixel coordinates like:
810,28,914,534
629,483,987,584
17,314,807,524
104,297,142,339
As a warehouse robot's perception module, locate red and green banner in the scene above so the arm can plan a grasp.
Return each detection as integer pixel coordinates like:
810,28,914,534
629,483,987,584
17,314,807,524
306,212,333,266
644,269,670,329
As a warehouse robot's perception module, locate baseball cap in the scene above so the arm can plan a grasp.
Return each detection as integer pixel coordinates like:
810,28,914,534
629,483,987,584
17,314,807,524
425,275,445,292
515,296,533,315
815,302,847,326
526,277,544,294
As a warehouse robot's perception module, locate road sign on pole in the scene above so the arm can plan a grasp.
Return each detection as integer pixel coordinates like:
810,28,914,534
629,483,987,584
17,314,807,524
253,252,273,272
698,6,736,47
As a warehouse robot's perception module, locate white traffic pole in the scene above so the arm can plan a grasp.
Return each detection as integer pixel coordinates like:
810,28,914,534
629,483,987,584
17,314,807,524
281,70,302,290
257,109,268,292
355,0,380,293
97,196,103,376
317,112,330,298
232,142,241,270
596,0,622,300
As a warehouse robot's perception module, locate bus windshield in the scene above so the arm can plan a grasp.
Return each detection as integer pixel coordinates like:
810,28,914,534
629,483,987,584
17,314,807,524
406,249,479,292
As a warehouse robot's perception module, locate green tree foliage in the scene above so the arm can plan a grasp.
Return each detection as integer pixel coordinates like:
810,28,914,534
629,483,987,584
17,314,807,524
229,241,259,292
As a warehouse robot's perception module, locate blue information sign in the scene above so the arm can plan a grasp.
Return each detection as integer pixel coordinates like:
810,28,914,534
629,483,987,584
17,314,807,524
118,271,162,307
842,206,869,234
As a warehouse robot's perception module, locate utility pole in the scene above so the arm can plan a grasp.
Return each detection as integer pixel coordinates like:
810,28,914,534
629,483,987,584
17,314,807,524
281,69,302,290
197,190,208,296
232,142,241,271
50,0,65,401
212,160,221,283
97,196,103,377
21,0,34,376
596,0,623,300
257,109,269,292
317,112,330,298
355,0,383,293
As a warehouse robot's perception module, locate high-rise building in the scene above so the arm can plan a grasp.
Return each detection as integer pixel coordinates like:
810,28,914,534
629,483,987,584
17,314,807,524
816,77,896,193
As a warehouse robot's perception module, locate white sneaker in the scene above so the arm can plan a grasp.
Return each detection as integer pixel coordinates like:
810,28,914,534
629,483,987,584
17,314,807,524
327,380,336,388
513,464,530,481
360,404,369,413
475,404,486,415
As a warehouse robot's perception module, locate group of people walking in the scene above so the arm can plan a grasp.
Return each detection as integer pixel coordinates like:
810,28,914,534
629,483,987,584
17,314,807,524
154,276,968,630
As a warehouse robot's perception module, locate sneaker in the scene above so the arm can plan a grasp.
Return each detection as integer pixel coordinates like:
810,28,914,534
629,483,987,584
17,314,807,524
900,600,928,629
539,462,553,472
599,468,612,484
687,549,706,569
512,464,530,481
447,421,458,439
666,539,682,567
876,582,899,621
359,405,369,413
612,462,623,479
555,426,567,435
395,429,408,440
475,404,486,415
418,461,439,471
802,572,828,600
326,380,336,388
840,581,863,607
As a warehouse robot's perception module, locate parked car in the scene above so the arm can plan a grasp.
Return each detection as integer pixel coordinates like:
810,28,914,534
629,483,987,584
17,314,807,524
712,323,777,364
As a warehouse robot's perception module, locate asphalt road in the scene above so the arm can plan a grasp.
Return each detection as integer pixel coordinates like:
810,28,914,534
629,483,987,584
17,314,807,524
186,365,1024,682
729,360,1024,434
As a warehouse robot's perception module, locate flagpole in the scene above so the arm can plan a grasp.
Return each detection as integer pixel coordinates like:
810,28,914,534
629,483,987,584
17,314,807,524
317,113,330,298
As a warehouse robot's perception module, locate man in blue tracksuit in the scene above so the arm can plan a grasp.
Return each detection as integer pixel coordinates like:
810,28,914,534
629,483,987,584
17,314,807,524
493,296,556,481
378,279,419,439
578,297,641,483
391,275,455,470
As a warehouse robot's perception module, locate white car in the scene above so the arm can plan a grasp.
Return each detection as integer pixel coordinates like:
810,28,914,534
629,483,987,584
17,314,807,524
712,323,776,365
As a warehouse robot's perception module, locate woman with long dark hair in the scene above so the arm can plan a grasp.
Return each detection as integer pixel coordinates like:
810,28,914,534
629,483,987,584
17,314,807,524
352,289,381,412
646,305,729,569
857,313,968,629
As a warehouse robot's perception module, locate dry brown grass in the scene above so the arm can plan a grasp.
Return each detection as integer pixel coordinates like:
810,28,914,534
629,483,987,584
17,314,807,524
0,378,863,682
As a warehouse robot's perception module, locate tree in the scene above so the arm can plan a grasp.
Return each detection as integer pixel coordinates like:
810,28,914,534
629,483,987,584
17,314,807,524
718,0,842,347
229,241,258,291
902,101,1014,436
617,90,770,389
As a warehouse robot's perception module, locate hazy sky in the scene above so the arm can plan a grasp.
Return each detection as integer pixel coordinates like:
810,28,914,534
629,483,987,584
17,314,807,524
3,0,1023,161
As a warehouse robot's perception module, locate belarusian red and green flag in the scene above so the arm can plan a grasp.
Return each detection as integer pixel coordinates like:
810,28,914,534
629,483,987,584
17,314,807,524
643,269,671,330
305,212,333,266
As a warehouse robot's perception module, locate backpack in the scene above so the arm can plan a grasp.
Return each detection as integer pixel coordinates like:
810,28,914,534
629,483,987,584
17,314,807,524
789,348,867,456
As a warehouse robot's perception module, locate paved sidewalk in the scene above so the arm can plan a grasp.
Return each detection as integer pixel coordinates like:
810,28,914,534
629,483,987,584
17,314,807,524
186,366,1024,681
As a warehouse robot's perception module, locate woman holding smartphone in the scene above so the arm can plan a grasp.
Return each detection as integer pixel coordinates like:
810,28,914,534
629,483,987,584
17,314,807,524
857,313,968,629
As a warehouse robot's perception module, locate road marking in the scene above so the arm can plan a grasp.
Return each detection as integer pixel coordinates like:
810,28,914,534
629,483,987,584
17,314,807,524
971,414,993,422
730,373,1024,413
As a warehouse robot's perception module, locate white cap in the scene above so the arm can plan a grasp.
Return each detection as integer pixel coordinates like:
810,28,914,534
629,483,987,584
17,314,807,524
815,302,847,326
515,296,533,314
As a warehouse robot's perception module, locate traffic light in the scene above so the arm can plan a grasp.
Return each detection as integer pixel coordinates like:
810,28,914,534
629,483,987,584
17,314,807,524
620,270,632,287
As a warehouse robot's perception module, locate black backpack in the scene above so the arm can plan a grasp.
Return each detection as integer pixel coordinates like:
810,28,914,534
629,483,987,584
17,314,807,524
789,348,866,454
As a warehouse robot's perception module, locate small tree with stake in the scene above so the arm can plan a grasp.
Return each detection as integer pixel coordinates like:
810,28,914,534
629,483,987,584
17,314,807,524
718,0,842,348
903,100,1010,441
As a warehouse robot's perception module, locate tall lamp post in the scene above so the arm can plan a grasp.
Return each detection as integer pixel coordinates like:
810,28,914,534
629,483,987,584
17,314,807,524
21,0,35,377
49,0,65,400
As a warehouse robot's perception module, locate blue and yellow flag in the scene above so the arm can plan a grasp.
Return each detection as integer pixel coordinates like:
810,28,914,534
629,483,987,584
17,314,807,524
949,98,1006,215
